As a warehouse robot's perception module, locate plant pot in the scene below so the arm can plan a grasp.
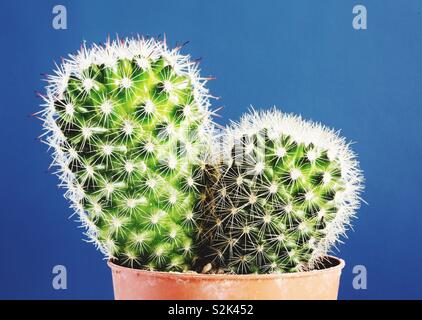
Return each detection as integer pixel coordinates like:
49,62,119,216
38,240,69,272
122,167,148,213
108,256,345,300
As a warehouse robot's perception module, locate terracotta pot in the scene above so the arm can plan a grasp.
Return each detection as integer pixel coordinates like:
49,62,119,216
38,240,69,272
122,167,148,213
108,256,345,300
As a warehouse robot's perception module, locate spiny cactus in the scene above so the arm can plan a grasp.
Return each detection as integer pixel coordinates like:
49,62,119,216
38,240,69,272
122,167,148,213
199,109,363,274
39,36,216,271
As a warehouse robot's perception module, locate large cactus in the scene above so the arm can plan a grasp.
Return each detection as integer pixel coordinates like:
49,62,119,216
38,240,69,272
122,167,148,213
199,109,363,274
39,37,215,271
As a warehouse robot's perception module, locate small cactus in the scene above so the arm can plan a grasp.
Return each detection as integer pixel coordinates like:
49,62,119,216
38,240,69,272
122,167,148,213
39,36,215,271
199,109,363,274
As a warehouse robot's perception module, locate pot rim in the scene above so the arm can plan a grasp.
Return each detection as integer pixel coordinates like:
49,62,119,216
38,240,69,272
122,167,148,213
107,255,345,280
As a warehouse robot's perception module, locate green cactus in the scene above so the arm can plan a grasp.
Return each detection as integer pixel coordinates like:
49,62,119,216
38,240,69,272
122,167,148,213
40,37,215,271
198,109,363,274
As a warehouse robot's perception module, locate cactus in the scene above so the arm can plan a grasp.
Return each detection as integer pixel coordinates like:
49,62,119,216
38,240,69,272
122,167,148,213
199,109,363,274
39,36,215,271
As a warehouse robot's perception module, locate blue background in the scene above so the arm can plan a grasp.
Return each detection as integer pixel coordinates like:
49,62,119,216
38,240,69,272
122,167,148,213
0,0,421,299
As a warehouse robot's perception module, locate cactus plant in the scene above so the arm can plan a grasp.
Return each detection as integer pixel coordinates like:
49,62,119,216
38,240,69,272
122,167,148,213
198,109,363,274
39,36,215,271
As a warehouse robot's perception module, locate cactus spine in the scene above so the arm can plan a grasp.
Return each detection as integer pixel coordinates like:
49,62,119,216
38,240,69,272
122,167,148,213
40,37,215,271
199,109,363,274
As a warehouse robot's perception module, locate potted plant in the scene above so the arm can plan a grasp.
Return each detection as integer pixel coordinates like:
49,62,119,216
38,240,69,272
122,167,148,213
39,36,363,300
193,109,363,299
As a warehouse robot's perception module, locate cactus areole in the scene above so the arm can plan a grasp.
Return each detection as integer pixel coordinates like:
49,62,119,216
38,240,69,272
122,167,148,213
40,37,215,272
199,109,363,274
